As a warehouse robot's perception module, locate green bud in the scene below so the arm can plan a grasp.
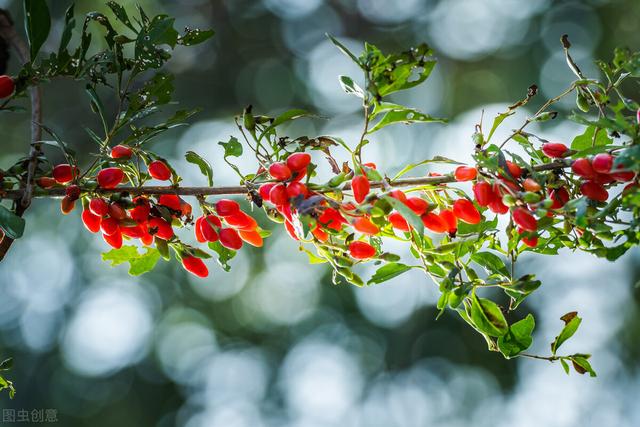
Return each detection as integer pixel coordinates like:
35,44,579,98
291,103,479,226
542,199,554,209
576,91,590,112
379,252,401,262
328,172,347,187
335,256,354,268
502,194,517,207
522,192,542,203
532,111,558,122
535,208,547,217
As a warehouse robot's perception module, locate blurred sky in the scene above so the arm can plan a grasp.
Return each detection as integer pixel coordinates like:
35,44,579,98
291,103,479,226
1,0,640,426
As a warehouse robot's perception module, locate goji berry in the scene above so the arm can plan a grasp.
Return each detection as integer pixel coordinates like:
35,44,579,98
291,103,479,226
158,194,182,212
318,207,347,231
439,209,458,233
592,153,613,174
103,229,123,249
269,183,288,205
65,184,81,201
473,181,495,206
148,217,174,240
130,198,150,222
239,229,263,247
97,167,124,189
389,190,408,204
512,207,537,232
52,164,79,184
421,212,448,233
452,199,481,224
351,175,370,203
488,198,509,214
110,145,133,159
580,181,608,202
269,162,292,181
259,183,276,202
148,160,171,181
37,177,57,188
100,217,120,236
286,152,311,171
549,187,570,209
541,142,569,158
215,199,240,216
89,198,110,217
109,202,128,220
199,215,220,242
60,196,76,215
219,228,243,250
224,211,257,231
286,182,308,199
406,197,429,215
353,216,380,235
571,158,595,178
194,216,207,243
454,166,477,181
81,209,101,233
523,178,541,193
506,160,522,178
182,256,209,278
349,241,376,260
0,75,15,98
388,212,410,232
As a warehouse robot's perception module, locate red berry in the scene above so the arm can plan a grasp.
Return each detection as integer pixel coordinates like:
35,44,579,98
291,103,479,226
473,181,495,207
580,181,608,202
389,190,408,204
405,197,429,215
421,212,448,233
571,158,595,178
37,177,57,188
130,198,150,222
52,164,79,184
284,220,299,240
89,198,110,216
452,199,481,224
318,207,347,231
541,142,569,158
81,210,101,233
610,171,635,182
549,187,570,209
454,166,477,182
518,228,538,248
65,184,81,201
269,162,292,181
286,182,308,199
439,209,458,233
286,152,311,171
148,217,174,240
194,216,207,243
103,229,123,249
592,153,614,174
219,228,243,250
97,167,124,189
0,75,15,98
311,226,329,242
110,145,133,159
488,198,509,215
506,161,522,178
121,224,146,239
388,212,410,232
259,183,276,202
512,207,537,232
351,175,370,204
60,196,76,215
523,178,541,193
158,194,182,212
349,241,376,260
353,216,380,235
239,230,264,247
224,211,257,231
109,203,128,221
291,168,307,183
100,217,120,236
269,183,288,205
200,215,221,242
182,256,209,278
215,199,240,217
148,160,172,181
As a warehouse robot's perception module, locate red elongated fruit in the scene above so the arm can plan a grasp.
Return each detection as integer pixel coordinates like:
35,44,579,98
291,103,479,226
291,167,307,183
571,158,595,178
52,164,79,184
549,187,570,209
318,207,347,231
0,75,15,98
37,177,57,188
200,215,220,242
121,224,146,239
130,198,150,222
110,145,133,159
421,212,448,233
389,190,408,204
148,217,174,240
215,199,240,216
60,196,76,215
580,181,608,202
269,183,288,205
224,211,257,231
473,181,495,206
97,167,124,189
518,228,538,248
284,220,299,240
592,153,614,174
439,209,457,233
286,152,311,171
219,228,243,250
349,241,376,260
148,160,171,180
259,183,276,202
101,217,119,236
454,166,477,182
388,212,410,232
158,194,182,212
523,178,541,193
269,162,292,181
541,142,569,158
342,202,356,211
180,199,192,217
286,182,308,199
81,210,101,233
89,198,110,217
182,256,209,278
239,229,263,247
610,171,635,182
194,216,206,243
452,199,481,224
351,175,370,204
593,172,615,184
406,197,429,215
506,160,522,178
353,216,379,235
311,226,328,242
109,203,128,220
488,198,509,214
140,229,153,246
512,207,537,232
103,229,123,249
65,184,81,201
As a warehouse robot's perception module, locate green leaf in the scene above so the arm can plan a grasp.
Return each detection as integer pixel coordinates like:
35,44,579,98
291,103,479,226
58,4,75,54
106,1,137,32
570,125,612,152
102,246,161,276
470,251,510,278
208,241,236,271
368,263,412,285
551,312,582,355
326,34,361,68
470,291,509,337
383,196,424,237
185,151,213,186
338,76,365,98
570,355,597,377
178,28,215,46
218,136,243,158
392,156,461,180
0,205,26,240
486,111,515,142
498,314,535,358
368,107,446,133
560,358,570,375
24,0,51,59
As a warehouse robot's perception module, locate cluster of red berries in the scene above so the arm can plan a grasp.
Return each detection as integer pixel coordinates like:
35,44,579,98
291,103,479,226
194,199,263,250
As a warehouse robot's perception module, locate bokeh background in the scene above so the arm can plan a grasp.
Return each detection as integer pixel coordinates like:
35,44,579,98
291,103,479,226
1,0,640,426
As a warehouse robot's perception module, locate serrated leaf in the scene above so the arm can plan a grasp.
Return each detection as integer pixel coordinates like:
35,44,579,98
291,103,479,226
185,151,213,186
24,0,51,59
368,263,412,285
0,205,26,240
471,251,510,278
498,314,535,358
551,313,582,355
470,291,509,337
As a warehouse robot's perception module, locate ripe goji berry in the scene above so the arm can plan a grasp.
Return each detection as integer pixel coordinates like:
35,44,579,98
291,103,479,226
512,207,537,232
182,256,209,278
610,171,635,182
518,227,538,247
0,75,15,98
180,199,192,217
224,211,257,230
580,181,608,202
239,229,263,247
65,184,81,201
140,229,153,246
388,212,410,232
284,220,299,240
421,212,448,233
506,160,522,178
286,152,311,171
488,198,509,214
219,228,243,250
592,153,613,174
318,207,347,231
311,226,328,242
149,217,174,240
97,167,124,189
259,183,276,202
194,216,207,243
349,241,376,260
158,194,182,212
406,197,429,215
60,196,76,214
452,199,481,224
101,217,120,236
81,209,101,233
121,224,146,239
353,216,379,235
130,198,150,222
215,199,240,216
52,164,79,184
473,181,495,206
286,182,308,199
109,202,128,220
269,162,292,181
89,198,110,217
571,158,595,178
148,160,171,181
541,142,569,158
37,177,57,188
199,215,220,242
439,209,458,233
291,168,307,183
389,190,408,204
351,175,370,203
454,166,477,181
549,187,570,209
523,178,541,193
110,145,133,159
269,183,288,205
103,229,123,249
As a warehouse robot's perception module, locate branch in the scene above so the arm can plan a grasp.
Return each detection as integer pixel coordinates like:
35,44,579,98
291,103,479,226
0,161,573,200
